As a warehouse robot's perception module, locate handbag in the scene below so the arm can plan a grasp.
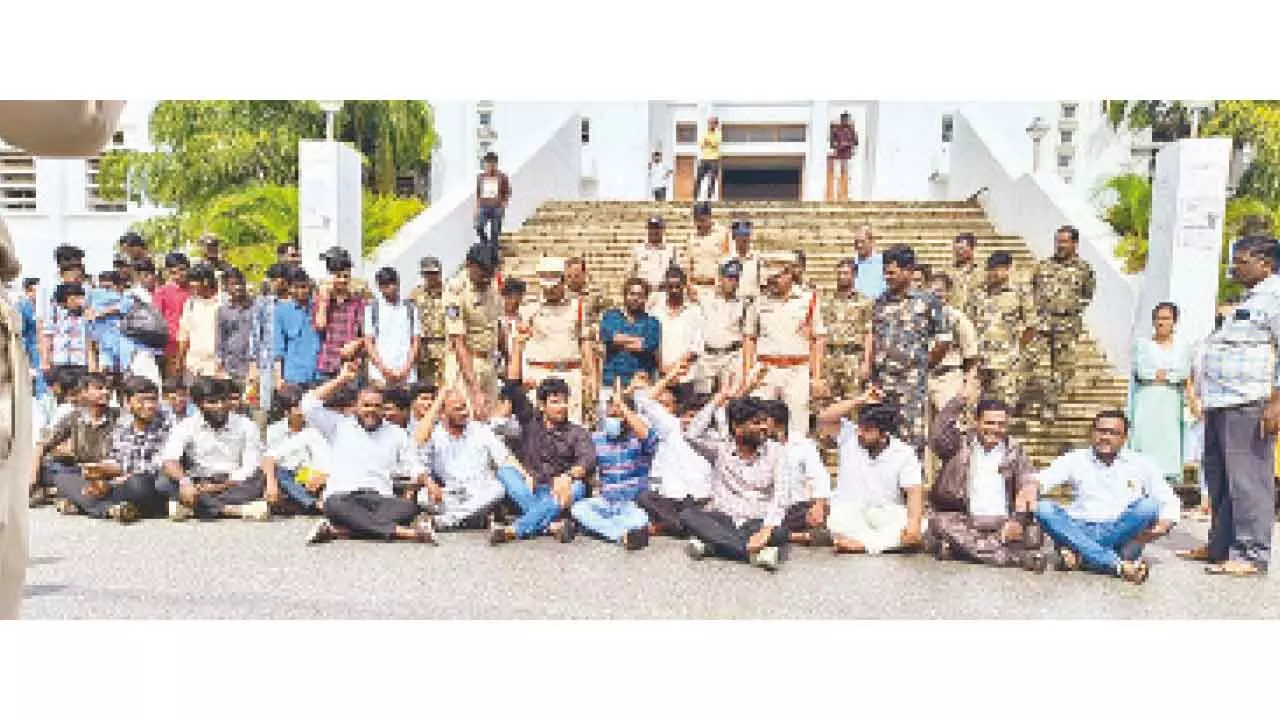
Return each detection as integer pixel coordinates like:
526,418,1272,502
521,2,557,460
120,301,169,350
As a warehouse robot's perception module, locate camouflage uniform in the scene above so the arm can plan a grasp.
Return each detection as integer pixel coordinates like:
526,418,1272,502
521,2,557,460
870,289,951,454
1023,256,1096,413
821,288,873,400
442,274,501,404
949,261,983,319
408,284,447,387
570,284,608,428
969,282,1036,407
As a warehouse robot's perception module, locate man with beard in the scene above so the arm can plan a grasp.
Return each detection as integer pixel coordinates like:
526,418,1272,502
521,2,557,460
570,379,658,549
678,383,792,572
444,244,502,415
303,361,435,544
821,258,873,402
748,253,826,439
816,397,924,556
598,277,661,424
650,266,705,394
631,359,714,537
1023,225,1096,422
518,257,591,425
763,399,835,547
490,333,598,545
1024,410,1178,583
159,376,270,521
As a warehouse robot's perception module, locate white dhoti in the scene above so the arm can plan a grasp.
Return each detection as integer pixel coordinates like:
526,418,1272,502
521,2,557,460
827,502,909,555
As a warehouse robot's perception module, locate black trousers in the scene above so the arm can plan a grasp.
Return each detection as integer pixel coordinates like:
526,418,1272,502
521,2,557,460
51,466,167,519
678,506,789,562
475,206,504,246
781,499,822,534
161,471,266,520
651,188,667,201
695,160,719,200
324,490,419,541
635,490,707,536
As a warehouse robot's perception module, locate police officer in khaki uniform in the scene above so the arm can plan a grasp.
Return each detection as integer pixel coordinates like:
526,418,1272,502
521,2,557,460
408,255,448,387
517,257,591,424
443,244,502,413
748,252,826,439
684,202,727,301
722,219,764,301
698,259,757,394
565,256,606,426
926,272,980,411
631,216,681,289
949,232,983,317
821,258,873,401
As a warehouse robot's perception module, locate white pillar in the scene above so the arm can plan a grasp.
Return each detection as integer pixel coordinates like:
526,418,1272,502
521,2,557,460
1134,138,1232,349
804,101,829,201
298,140,364,281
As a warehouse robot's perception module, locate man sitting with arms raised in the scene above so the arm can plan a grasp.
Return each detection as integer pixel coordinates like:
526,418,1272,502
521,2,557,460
1023,409,1179,584
159,376,270,522
302,360,436,545
631,358,714,537
926,376,1047,572
419,386,530,533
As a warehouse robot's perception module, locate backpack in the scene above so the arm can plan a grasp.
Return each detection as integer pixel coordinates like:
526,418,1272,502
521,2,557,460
121,301,169,350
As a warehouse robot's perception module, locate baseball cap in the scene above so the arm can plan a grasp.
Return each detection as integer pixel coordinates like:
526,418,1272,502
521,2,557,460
647,216,664,228
720,259,743,278
536,256,566,287
731,220,753,237
120,231,145,248
420,256,442,273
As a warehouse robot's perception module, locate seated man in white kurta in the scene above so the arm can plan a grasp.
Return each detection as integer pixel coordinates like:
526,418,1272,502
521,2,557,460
821,401,925,555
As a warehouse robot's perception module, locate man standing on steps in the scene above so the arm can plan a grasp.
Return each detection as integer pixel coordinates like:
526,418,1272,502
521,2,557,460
695,116,722,202
821,258,873,402
650,266,706,394
648,150,673,201
829,111,859,201
443,244,502,415
408,256,448,388
950,232,982,317
863,244,952,457
699,259,757,395
565,256,607,427
971,252,1037,413
685,202,727,302
518,257,592,425
926,272,980,415
1024,225,1096,423
748,253,826,440
474,151,511,248
852,225,887,300
631,215,680,289
723,220,763,302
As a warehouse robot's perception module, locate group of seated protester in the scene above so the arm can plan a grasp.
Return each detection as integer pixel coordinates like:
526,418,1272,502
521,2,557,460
29,357,1178,585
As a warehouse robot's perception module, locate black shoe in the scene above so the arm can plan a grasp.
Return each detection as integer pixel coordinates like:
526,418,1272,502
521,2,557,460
807,527,834,548
489,524,513,546
622,526,650,551
1022,550,1049,574
554,517,576,544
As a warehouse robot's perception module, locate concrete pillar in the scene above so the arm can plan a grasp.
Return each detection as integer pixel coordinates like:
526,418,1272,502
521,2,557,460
298,140,364,281
804,101,830,201
1134,138,1232,349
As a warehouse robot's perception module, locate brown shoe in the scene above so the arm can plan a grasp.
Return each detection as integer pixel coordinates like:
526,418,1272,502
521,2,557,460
1119,559,1151,585
1176,545,1212,562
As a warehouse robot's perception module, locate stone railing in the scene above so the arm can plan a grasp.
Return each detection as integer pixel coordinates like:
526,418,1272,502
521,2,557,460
948,111,1139,375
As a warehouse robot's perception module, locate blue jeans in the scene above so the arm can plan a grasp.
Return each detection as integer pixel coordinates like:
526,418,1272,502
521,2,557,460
276,467,319,511
1035,498,1160,575
571,497,649,543
496,466,586,539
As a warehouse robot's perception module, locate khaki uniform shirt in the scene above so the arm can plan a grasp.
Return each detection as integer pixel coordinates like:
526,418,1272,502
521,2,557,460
443,274,500,357
750,289,826,358
723,250,764,301
685,225,727,283
699,291,756,351
937,305,979,371
631,243,681,288
520,298,582,364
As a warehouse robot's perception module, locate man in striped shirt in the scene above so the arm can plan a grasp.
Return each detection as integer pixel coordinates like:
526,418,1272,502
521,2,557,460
571,382,658,550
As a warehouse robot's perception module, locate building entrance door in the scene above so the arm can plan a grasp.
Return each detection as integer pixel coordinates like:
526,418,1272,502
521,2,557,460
720,155,803,201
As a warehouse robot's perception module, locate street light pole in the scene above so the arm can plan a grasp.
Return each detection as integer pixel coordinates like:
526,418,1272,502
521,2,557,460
1026,116,1051,173
318,100,344,141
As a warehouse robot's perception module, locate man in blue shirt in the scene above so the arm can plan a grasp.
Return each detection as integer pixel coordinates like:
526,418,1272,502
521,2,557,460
598,277,660,424
254,263,288,416
16,277,46,397
571,381,659,549
273,266,322,389
853,224,886,300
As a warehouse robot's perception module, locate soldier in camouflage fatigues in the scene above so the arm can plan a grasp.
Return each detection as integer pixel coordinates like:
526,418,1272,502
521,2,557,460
949,232,983,318
970,252,1037,408
869,245,952,455
565,256,608,429
1022,226,1096,421
822,258,873,401
408,255,447,387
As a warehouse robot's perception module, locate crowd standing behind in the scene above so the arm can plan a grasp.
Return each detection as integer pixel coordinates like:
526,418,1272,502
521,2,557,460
12,202,1280,582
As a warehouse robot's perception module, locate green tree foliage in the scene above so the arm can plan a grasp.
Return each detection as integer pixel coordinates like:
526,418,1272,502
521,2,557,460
1096,173,1152,273
1104,101,1195,142
338,101,438,196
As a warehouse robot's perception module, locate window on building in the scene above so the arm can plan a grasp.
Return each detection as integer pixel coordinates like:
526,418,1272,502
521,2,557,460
1060,130,1073,145
478,111,492,127
941,115,955,143
721,124,808,143
1057,154,1071,169
581,117,590,144
1061,103,1078,119
675,122,697,144
112,130,125,145
777,125,807,142
85,158,127,213
0,149,37,212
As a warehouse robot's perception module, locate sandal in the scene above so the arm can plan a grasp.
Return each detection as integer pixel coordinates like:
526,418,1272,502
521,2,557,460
1176,545,1212,562
1022,550,1049,574
1119,559,1151,585
1056,547,1081,571
1205,560,1261,577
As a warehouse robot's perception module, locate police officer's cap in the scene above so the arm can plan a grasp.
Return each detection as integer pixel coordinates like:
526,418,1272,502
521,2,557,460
720,259,743,278
731,220,753,237
986,251,1013,269
420,256,442,273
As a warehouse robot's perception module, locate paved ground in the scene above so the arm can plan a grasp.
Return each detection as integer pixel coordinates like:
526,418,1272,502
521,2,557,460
19,507,1280,619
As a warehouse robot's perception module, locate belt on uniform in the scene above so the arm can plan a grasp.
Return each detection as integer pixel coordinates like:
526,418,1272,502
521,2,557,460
931,365,962,377
528,360,582,371
758,355,809,368
422,336,446,343
1048,310,1079,317
827,343,862,354
692,278,716,286
705,342,742,355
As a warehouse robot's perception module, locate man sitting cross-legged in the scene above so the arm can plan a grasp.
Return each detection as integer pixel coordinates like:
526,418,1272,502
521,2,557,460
763,399,835,548
159,376,270,521
418,386,530,532
570,379,659,550
489,326,598,545
926,379,1047,573
816,390,925,556
261,384,331,516
630,360,714,537
32,371,118,515
677,368,793,572
1022,409,1180,584
301,361,436,544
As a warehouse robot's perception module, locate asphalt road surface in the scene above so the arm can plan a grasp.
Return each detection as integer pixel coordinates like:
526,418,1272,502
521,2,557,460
20,507,1280,619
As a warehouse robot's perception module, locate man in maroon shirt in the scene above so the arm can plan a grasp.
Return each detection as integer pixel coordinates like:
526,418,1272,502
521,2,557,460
312,250,365,381
474,151,511,249
830,112,859,201
150,252,191,380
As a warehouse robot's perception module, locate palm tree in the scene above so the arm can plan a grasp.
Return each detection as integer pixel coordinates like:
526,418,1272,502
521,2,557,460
1096,173,1152,272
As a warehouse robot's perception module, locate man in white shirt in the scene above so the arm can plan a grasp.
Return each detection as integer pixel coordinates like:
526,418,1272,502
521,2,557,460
175,264,221,381
261,384,331,514
631,216,681,289
649,266,705,391
159,376,270,521
301,362,436,545
364,266,419,387
420,387,528,531
816,396,925,555
762,399,835,547
648,150,672,201
631,362,714,536
1024,409,1179,584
